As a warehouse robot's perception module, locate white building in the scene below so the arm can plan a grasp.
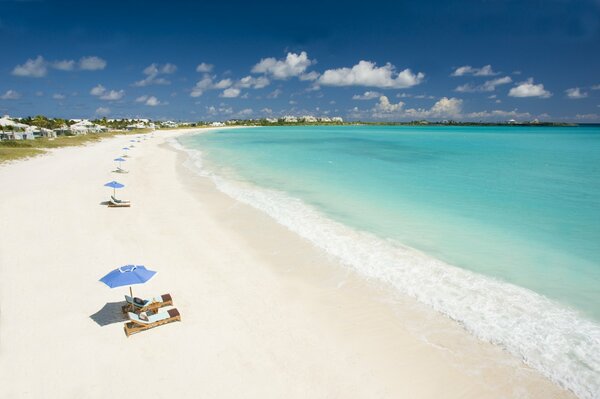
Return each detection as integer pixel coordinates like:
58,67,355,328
283,115,298,123
70,120,108,134
265,118,278,123
210,121,225,127
331,117,344,123
301,115,318,123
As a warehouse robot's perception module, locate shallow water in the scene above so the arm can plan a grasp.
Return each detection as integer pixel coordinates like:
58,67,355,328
178,125,600,398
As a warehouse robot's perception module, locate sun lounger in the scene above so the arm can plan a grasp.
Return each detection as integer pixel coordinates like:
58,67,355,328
124,308,181,336
109,195,131,207
122,293,174,314
115,167,129,174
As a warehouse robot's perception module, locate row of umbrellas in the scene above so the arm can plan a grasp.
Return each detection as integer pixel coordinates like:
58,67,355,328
101,137,154,299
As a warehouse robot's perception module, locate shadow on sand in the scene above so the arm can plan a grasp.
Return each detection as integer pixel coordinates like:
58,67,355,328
90,301,127,327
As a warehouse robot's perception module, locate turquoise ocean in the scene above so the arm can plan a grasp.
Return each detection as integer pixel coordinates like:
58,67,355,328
177,125,600,398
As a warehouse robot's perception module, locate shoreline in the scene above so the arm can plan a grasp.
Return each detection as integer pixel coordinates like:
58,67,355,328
0,128,575,398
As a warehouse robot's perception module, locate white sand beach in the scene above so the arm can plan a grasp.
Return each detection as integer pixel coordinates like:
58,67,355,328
0,128,575,398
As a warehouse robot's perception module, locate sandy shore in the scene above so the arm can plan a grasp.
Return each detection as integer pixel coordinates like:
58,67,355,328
0,128,574,398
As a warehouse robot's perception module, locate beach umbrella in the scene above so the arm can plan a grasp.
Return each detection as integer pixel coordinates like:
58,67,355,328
99,264,157,299
122,147,130,157
104,180,124,197
114,157,126,169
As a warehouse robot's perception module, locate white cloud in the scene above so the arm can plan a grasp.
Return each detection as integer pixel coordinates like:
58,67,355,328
238,75,270,89
565,87,588,99
79,56,107,71
318,60,424,89
373,96,462,119
95,107,110,116
451,64,498,77
213,78,233,89
236,108,253,116
0,90,21,100
145,96,160,106
252,51,314,80
591,84,600,90
261,107,273,114
90,84,124,100
134,63,177,86
299,71,320,81
353,91,382,100
196,62,214,73
12,55,106,77
189,76,234,97
466,109,531,120
220,88,241,98
52,93,66,100
267,89,282,99
375,96,404,112
12,56,47,77
90,84,106,96
100,90,125,101
455,76,512,92
135,95,149,103
52,59,76,71
508,78,552,98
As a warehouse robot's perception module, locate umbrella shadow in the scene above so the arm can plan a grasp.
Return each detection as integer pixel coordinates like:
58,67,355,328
99,201,110,206
90,301,128,327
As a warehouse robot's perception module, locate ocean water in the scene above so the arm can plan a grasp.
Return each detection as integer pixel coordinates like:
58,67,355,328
177,125,600,398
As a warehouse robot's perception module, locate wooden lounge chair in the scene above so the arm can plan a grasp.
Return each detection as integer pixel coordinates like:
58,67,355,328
122,293,174,314
115,167,129,174
124,308,181,337
109,195,131,208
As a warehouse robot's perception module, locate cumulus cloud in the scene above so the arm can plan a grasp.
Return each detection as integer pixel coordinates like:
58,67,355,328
0,90,21,100
134,63,177,86
196,62,214,73
238,75,270,89
220,88,241,98
575,113,599,120
95,107,110,116
455,76,512,92
236,108,253,117
213,78,233,89
52,93,66,100
90,84,124,100
372,96,462,119
12,55,107,77
299,71,320,81
451,64,498,77
261,107,273,114
90,84,106,96
375,96,404,112
592,84,600,90
508,78,552,98
252,51,314,80
565,87,588,99
79,56,107,70
352,91,382,100
52,60,76,71
318,60,424,89
466,109,532,120
145,96,160,106
12,56,47,77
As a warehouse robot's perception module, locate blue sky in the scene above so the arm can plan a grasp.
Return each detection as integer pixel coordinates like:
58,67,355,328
1,0,599,122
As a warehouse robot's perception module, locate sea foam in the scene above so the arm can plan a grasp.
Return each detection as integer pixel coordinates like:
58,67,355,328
173,138,600,399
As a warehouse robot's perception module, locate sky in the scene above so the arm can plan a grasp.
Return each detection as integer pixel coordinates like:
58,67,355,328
1,0,599,122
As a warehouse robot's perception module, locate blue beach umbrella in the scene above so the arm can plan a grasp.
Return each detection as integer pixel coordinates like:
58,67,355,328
114,157,126,169
99,264,157,298
121,147,130,157
104,180,124,197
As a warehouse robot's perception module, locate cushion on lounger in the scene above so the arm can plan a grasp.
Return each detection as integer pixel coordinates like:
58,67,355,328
133,297,145,305
139,312,149,321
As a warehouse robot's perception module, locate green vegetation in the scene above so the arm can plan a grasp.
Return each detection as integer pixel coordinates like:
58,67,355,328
0,130,150,164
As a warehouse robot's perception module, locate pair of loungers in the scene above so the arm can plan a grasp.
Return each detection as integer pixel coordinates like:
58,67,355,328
109,195,131,208
122,293,181,337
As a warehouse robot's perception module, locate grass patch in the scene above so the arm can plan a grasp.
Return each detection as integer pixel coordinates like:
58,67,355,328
0,129,151,164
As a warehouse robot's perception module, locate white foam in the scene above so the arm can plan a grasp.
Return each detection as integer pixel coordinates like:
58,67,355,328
174,139,600,399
